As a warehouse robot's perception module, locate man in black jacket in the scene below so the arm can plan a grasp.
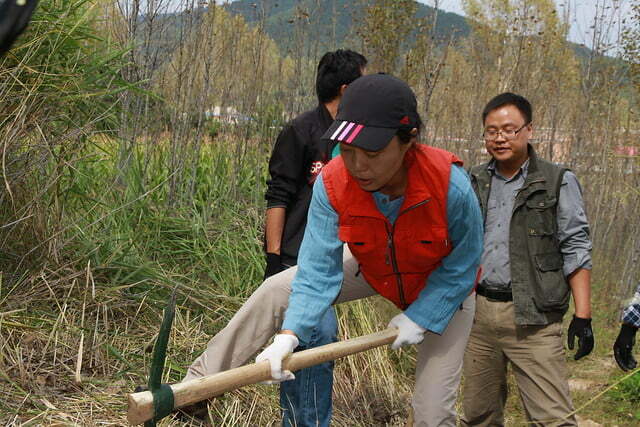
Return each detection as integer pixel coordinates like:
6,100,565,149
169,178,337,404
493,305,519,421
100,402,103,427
264,50,367,275
263,49,367,427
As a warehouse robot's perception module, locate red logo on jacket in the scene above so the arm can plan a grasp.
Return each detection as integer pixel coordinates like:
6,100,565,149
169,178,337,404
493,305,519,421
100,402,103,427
308,160,325,184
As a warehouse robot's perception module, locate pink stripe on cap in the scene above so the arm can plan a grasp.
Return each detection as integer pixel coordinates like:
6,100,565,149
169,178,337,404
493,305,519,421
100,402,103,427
338,122,355,141
330,121,347,140
345,124,364,143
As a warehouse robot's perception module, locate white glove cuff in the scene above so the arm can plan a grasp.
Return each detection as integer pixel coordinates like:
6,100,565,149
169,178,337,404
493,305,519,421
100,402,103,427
388,313,426,332
274,333,299,352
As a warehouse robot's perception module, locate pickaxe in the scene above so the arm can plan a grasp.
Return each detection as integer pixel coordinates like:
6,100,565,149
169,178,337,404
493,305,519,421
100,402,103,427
134,288,178,426
127,294,398,426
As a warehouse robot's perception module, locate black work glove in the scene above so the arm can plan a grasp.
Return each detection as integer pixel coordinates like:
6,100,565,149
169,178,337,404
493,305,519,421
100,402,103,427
264,253,285,279
567,315,594,360
613,323,637,371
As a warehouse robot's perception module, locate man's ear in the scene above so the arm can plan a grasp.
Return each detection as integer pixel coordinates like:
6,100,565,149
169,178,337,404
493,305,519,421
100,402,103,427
339,84,348,96
401,136,416,155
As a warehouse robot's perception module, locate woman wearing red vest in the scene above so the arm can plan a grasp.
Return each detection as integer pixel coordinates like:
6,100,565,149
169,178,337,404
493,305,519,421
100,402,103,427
256,74,484,426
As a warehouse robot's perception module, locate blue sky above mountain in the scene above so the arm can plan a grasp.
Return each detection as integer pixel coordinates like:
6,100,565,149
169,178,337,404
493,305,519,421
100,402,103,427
419,0,631,48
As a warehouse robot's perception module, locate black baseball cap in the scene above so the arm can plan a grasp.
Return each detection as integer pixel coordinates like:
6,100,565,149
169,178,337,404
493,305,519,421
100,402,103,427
321,73,419,151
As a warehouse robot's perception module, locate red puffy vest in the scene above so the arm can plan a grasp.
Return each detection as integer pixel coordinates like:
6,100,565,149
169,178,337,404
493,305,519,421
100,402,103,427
322,144,462,309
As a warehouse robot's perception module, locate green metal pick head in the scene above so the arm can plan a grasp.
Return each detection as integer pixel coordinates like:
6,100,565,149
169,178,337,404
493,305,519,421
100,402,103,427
145,288,177,427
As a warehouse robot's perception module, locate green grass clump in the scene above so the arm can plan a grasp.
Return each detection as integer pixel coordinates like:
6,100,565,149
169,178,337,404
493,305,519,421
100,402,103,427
605,370,640,420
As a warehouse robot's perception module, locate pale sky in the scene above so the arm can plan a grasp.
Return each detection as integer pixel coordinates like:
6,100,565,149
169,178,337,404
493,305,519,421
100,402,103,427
419,0,632,50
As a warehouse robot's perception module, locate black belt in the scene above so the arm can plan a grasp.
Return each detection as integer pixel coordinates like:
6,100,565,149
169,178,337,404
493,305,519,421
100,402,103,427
477,285,513,302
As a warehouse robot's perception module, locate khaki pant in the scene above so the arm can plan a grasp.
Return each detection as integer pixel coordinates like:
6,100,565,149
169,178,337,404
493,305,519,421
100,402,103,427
185,248,475,427
461,295,577,427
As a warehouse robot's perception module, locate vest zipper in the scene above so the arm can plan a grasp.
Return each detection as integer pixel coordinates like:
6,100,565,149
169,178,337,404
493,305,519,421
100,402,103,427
387,198,431,308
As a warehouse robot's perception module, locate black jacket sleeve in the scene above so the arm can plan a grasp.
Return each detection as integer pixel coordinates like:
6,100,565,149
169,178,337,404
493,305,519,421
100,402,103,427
265,123,307,209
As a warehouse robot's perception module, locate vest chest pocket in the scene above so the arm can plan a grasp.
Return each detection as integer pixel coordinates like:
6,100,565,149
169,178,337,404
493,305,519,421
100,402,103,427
395,227,449,273
525,196,557,237
338,223,391,276
338,225,383,264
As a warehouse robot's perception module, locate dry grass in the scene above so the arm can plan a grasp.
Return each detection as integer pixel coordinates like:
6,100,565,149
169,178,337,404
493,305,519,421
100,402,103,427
2,274,638,426
0,281,416,426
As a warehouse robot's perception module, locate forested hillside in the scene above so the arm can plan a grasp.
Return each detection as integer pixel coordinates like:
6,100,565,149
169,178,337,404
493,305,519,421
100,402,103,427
224,0,470,52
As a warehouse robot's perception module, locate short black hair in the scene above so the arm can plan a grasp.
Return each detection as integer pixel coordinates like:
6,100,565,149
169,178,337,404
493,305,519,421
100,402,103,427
316,49,367,103
482,92,532,125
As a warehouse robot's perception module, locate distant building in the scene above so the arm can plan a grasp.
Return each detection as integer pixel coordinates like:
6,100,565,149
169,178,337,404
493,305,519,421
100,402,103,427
205,106,252,124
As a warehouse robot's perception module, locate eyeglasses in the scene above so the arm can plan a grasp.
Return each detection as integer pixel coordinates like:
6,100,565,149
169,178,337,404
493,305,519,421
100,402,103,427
483,123,529,141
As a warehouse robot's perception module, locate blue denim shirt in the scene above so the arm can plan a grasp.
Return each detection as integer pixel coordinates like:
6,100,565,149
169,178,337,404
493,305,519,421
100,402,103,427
282,164,483,344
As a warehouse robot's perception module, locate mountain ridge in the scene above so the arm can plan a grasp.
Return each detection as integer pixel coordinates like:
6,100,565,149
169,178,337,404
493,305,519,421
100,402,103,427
223,0,471,54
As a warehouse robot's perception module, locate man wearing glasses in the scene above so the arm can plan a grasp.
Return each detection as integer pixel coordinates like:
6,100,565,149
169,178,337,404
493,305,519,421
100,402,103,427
462,93,594,426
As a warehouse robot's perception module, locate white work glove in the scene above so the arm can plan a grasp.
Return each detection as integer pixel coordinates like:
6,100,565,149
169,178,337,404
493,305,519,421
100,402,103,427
388,313,427,350
255,333,299,383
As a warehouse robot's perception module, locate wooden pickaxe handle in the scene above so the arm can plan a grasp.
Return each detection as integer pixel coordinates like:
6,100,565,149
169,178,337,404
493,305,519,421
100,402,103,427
127,328,398,425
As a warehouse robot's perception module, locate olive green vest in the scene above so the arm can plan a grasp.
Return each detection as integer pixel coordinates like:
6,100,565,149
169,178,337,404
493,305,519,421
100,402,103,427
470,144,569,325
